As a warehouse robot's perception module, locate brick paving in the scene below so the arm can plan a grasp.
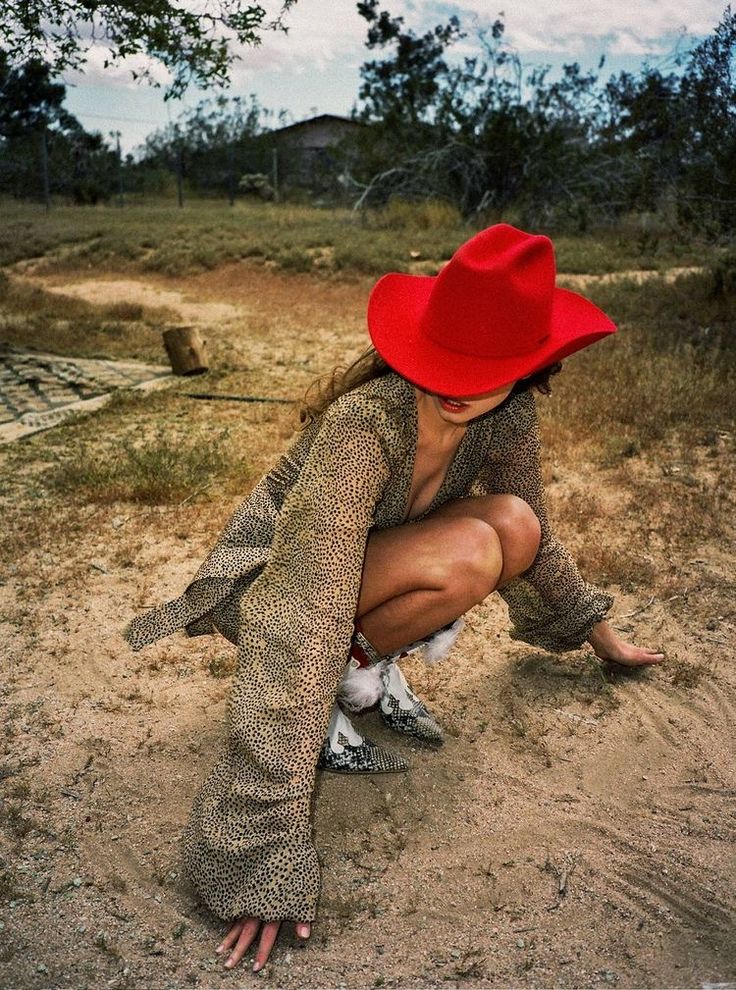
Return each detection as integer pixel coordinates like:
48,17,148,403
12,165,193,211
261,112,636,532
0,344,171,443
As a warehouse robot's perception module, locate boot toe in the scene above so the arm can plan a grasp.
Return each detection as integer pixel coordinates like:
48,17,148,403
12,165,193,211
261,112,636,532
380,702,445,744
317,736,409,774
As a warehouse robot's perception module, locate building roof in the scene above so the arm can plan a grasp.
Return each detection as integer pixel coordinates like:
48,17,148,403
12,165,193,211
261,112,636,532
270,114,363,138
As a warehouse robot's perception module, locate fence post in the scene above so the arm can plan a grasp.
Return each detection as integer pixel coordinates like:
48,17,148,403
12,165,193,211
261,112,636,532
40,126,51,212
228,143,235,207
111,130,124,207
175,127,184,207
117,132,124,207
272,147,279,203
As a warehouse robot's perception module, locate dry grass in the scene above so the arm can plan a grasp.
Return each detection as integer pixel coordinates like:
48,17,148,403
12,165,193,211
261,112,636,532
541,272,736,456
0,271,174,361
0,199,712,277
45,431,237,504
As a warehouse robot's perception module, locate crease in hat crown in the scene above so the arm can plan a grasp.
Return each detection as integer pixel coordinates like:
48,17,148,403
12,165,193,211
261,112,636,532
421,224,556,360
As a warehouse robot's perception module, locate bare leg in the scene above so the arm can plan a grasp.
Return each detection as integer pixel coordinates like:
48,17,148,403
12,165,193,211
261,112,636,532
358,494,541,655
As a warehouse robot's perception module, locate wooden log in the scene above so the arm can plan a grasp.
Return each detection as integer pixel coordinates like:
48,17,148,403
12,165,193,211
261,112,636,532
162,326,208,376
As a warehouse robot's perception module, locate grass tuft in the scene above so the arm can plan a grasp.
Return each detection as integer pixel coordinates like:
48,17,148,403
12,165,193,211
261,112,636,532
46,430,241,505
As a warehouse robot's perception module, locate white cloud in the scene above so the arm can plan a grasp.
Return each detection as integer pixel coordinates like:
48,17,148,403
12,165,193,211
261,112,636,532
227,0,367,80
608,31,667,57
65,45,172,90
448,0,724,54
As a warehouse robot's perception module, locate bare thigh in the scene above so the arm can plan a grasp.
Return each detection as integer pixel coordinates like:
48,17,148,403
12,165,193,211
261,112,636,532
357,493,536,616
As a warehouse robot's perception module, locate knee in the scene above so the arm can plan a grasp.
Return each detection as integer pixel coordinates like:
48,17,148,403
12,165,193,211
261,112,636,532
490,495,541,574
439,517,503,602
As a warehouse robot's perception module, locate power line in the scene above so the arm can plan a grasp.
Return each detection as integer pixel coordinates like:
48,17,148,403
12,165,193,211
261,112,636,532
69,110,164,126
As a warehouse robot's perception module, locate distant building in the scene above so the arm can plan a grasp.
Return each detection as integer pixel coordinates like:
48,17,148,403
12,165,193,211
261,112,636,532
269,114,363,194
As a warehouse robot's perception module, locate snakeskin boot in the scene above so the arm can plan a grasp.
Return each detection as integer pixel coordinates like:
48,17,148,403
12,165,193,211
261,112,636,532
377,618,463,744
379,662,444,744
317,705,408,774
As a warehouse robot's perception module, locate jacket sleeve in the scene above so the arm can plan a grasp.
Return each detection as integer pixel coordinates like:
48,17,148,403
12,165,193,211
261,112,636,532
181,399,390,923
480,392,613,653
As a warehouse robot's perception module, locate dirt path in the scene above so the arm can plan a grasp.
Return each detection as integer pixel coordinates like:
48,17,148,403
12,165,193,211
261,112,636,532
36,278,245,327
1,265,734,990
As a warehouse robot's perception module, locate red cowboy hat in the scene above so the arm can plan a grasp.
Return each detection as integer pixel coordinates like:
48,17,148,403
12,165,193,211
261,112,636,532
367,223,616,397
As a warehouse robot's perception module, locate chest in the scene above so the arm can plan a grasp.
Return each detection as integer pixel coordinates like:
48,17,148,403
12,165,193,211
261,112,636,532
404,431,465,521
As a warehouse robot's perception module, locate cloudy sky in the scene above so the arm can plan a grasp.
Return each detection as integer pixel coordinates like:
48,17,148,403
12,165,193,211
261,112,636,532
60,0,728,153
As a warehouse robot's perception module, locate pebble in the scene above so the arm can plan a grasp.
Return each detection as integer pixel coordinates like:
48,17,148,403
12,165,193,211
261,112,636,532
72,876,83,887
37,964,49,974
516,938,525,949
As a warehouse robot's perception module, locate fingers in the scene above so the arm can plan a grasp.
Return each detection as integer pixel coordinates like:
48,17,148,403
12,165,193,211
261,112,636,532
221,917,260,970
252,920,282,973
216,918,309,972
605,648,665,667
216,920,247,957
629,650,664,664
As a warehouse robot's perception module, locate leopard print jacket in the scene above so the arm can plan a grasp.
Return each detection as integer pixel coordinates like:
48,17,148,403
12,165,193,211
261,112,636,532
124,372,612,924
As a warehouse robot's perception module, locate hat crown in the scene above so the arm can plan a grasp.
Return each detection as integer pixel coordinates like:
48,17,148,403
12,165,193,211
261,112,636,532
421,224,555,360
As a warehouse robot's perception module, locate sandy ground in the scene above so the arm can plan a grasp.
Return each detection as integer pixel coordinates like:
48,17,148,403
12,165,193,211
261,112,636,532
1,264,735,990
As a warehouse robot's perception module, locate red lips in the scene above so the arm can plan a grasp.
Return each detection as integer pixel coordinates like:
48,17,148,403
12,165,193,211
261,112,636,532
438,397,469,413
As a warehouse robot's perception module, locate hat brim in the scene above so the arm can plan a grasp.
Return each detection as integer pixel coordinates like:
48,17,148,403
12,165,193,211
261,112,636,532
368,273,616,397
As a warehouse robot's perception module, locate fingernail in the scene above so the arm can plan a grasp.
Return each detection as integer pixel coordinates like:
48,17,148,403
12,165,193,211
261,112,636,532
252,961,262,973
216,945,224,954
297,924,309,938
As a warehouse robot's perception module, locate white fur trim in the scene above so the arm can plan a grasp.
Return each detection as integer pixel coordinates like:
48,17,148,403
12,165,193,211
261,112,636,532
423,618,465,664
337,659,387,713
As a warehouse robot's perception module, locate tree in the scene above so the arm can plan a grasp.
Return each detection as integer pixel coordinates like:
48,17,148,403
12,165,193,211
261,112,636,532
596,6,736,229
351,2,736,234
138,94,280,199
356,0,463,134
0,53,116,202
350,5,605,223
0,1,296,99
0,51,76,137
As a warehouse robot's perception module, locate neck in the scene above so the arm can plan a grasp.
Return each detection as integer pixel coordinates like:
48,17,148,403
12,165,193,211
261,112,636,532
415,388,467,443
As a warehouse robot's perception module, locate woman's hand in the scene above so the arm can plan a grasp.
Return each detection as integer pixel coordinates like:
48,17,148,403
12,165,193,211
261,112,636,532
216,917,311,972
587,620,664,667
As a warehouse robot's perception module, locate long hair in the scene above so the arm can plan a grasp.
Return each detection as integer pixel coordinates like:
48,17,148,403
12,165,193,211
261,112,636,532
299,347,392,425
299,348,562,425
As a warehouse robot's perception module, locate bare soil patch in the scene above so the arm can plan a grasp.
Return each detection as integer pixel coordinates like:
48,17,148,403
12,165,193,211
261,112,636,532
36,277,244,328
1,265,734,990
